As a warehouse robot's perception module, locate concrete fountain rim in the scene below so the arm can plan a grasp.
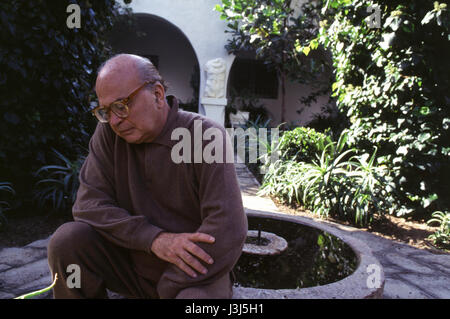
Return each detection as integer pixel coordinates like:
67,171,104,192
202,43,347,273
232,210,385,299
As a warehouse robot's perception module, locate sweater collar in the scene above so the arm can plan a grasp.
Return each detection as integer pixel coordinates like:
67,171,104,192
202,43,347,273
151,95,179,147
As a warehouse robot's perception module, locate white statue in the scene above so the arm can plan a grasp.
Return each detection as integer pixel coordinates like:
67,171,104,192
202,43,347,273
204,58,226,98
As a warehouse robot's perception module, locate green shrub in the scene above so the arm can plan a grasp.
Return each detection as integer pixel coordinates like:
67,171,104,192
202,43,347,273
278,127,333,163
301,147,390,226
0,1,132,213
260,131,392,227
315,0,450,217
305,104,350,140
427,211,450,248
33,149,86,215
258,159,304,205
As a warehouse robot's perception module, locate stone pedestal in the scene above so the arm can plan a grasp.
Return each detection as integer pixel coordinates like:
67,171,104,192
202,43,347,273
242,230,288,256
201,97,227,127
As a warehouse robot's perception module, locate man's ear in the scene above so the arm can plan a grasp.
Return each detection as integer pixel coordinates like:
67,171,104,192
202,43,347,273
153,83,165,107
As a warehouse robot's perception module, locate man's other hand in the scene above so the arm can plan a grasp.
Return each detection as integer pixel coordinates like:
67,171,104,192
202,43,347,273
150,232,215,278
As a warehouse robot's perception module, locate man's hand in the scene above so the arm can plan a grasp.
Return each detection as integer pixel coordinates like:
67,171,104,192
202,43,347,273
150,232,215,278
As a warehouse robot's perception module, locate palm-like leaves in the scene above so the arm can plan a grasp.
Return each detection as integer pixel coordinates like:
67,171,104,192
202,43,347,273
0,182,15,227
427,211,450,247
260,130,391,227
33,149,86,213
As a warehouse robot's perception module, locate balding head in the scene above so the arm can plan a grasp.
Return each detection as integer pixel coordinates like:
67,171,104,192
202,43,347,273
96,54,167,94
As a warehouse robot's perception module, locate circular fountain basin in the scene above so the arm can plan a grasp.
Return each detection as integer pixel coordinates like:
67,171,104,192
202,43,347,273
232,210,384,299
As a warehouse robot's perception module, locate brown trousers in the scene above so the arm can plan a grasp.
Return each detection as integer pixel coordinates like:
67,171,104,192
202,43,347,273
47,222,232,299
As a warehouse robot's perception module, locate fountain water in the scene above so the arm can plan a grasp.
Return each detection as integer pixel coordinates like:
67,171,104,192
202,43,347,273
232,211,385,299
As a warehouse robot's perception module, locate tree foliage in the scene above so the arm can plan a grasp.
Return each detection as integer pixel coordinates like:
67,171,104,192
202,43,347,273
0,1,131,211
315,0,450,216
215,0,329,123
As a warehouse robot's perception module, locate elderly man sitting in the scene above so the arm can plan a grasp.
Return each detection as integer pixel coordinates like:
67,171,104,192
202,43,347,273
47,54,248,299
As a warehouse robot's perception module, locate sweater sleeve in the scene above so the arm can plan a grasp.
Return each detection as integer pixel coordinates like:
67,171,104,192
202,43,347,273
156,124,248,299
72,123,164,253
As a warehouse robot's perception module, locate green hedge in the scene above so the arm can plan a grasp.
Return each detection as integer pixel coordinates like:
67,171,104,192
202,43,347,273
0,1,130,212
278,127,333,163
316,0,450,216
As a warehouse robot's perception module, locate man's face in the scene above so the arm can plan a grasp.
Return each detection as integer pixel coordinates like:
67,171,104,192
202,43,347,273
95,72,166,144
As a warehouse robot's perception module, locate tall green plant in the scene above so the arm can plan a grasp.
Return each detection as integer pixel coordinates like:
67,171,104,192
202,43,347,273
0,182,15,228
427,211,450,248
259,159,305,204
33,149,86,214
261,131,391,226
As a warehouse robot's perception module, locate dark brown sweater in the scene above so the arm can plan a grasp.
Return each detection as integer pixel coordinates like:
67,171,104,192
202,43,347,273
72,97,247,298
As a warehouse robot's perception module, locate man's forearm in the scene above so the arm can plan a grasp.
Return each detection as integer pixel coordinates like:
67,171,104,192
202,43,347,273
73,204,164,252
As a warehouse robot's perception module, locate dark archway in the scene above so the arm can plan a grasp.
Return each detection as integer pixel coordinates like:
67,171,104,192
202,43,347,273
108,13,200,112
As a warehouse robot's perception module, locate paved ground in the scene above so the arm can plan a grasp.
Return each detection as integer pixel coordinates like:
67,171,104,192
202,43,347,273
0,161,449,299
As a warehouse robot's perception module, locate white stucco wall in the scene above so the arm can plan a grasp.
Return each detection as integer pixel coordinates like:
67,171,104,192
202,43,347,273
109,14,198,103
226,57,332,127
126,0,236,116
259,78,331,127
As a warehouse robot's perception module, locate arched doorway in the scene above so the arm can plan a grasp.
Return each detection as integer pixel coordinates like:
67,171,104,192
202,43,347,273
108,13,200,112
226,53,277,126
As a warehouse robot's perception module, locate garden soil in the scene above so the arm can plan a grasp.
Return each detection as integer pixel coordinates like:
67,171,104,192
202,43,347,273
0,214,72,248
271,197,448,254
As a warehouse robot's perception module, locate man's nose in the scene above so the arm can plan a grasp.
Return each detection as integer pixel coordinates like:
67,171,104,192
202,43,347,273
108,112,123,127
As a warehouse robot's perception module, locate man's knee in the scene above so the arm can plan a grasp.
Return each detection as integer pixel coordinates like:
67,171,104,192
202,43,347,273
48,222,97,260
174,273,233,299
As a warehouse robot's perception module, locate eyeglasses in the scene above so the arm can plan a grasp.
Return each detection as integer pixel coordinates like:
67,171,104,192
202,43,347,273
91,80,153,123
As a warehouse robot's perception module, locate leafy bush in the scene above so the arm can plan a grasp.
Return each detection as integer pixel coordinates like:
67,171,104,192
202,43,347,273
260,131,392,226
0,1,132,212
278,127,333,163
314,0,450,217
300,147,390,226
258,159,304,205
0,182,15,228
305,104,350,140
33,149,86,214
427,211,450,248
216,0,329,123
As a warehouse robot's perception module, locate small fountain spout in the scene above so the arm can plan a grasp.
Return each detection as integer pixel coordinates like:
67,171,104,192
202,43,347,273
257,224,262,246
243,227,288,256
